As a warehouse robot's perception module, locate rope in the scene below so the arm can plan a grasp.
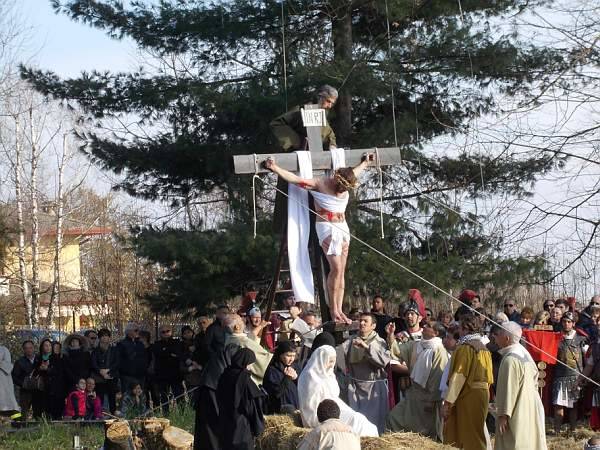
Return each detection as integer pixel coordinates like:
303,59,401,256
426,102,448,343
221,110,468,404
256,175,600,389
280,0,288,110
375,147,385,239
251,154,259,239
383,0,399,150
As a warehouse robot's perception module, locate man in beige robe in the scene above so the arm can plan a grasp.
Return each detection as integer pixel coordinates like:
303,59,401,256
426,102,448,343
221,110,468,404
298,399,361,450
492,321,546,450
386,322,449,440
224,314,273,386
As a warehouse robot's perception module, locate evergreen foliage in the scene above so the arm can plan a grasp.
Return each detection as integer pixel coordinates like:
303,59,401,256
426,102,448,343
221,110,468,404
20,0,567,311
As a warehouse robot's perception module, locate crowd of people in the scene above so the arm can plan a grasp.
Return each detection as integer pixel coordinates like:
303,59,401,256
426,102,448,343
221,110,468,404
1,321,212,421
192,290,600,450
2,290,600,450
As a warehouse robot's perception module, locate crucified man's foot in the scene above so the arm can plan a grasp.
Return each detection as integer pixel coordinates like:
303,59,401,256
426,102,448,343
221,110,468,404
331,310,346,324
338,311,353,325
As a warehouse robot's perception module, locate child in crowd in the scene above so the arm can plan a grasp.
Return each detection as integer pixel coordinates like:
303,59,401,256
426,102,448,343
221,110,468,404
64,378,87,419
119,383,148,419
85,377,103,420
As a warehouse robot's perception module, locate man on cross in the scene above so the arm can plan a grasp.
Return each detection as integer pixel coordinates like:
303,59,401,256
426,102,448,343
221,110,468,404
265,153,375,324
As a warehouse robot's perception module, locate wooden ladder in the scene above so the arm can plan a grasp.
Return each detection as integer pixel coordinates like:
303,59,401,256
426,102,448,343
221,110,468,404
261,197,332,326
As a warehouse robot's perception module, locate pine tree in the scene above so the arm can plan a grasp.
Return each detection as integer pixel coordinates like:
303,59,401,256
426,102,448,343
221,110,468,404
20,0,566,311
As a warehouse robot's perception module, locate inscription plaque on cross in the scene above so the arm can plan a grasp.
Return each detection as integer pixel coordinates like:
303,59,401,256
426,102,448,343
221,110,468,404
233,104,401,327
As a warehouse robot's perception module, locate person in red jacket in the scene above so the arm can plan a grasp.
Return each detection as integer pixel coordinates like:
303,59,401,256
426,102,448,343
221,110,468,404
64,378,87,419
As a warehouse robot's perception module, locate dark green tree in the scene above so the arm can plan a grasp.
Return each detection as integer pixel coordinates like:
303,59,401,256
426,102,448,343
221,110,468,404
20,0,566,312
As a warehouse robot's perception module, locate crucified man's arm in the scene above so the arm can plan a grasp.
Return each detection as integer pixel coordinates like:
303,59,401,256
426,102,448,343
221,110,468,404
352,152,375,178
264,157,318,189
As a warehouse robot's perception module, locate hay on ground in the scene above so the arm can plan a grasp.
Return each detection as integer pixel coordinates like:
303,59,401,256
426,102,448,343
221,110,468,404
257,414,454,450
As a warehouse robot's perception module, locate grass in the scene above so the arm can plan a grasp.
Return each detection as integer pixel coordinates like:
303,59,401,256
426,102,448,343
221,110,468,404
0,404,196,450
0,421,104,450
0,406,593,450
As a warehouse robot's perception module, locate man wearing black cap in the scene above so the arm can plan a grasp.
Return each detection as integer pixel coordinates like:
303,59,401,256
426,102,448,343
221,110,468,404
389,301,423,343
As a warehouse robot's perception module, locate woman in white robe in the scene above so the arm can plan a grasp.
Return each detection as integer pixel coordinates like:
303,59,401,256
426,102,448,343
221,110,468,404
298,345,378,437
0,345,19,412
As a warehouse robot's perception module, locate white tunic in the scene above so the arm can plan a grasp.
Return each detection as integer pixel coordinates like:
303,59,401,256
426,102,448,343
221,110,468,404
298,345,378,437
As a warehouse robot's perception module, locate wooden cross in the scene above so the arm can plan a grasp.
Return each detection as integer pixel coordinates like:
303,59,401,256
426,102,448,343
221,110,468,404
233,104,402,329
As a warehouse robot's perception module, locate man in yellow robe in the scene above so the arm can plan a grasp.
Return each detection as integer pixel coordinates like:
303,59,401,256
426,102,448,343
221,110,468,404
442,314,493,450
493,321,546,450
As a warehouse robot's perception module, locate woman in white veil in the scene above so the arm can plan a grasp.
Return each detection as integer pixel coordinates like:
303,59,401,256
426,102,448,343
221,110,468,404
298,345,378,437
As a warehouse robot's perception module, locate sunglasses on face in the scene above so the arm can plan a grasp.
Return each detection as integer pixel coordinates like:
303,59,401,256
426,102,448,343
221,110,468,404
161,330,172,334
504,304,515,307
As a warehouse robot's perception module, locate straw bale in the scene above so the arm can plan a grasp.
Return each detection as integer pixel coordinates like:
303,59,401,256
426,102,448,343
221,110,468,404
257,414,453,450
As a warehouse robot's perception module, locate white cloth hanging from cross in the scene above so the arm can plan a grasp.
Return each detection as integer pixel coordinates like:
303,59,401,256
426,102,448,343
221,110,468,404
287,148,346,304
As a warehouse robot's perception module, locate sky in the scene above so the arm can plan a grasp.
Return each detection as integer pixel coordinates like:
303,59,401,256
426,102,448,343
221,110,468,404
15,1,173,220
20,0,135,76
13,0,599,297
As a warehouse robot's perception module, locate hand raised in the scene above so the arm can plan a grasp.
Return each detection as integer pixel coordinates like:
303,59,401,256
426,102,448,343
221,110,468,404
385,322,396,336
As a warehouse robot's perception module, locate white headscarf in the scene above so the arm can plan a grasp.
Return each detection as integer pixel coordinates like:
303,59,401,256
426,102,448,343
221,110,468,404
410,336,444,388
298,345,339,428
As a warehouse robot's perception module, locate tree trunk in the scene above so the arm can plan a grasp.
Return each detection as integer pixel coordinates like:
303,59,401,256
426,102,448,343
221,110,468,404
13,115,32,326
29,107,40,326
48,133,67,326
331,0,353,147
162,426,194,450
103,420,136,450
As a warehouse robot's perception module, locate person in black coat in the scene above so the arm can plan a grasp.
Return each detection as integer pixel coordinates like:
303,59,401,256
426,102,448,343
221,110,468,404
34,339,67,419
46,341,67,419
180,326,202,389
200,306,230,364
194,342,240,450
117,323,148,393
263,341,300,413
11,340,42,419
91,328,120,414
216,348,266,450
151,325,184,414
62,335,92,389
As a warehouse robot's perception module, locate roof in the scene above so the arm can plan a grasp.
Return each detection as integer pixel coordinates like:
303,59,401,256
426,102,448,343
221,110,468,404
1,204,111,239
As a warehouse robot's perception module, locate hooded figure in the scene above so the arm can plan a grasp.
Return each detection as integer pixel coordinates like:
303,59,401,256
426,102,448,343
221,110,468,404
310,331,336,356
298,345,378,437
216,348,266,450
263,341,301,413
62,334,91,388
